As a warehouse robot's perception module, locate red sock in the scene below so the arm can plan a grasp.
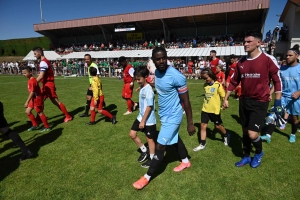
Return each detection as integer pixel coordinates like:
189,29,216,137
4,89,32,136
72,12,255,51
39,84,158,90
27,113,38,127
40,114,49,128
90,110,96,122
59,103,71,118
127,99,132,112
101,110,113,119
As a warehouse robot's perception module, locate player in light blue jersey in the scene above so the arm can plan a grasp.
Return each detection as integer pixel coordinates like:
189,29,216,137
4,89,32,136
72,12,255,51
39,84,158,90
261,44,300,143
133,47,196,190
129,66,157,169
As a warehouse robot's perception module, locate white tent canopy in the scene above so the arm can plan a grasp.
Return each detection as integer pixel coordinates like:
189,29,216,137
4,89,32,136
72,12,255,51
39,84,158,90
62,46,246,59
23,50,61,61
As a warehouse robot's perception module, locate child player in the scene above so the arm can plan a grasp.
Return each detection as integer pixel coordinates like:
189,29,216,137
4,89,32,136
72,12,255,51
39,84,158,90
129,66,157,168
193,68,229,151
86,67,116,125
22,66,50,132
216,65,225,87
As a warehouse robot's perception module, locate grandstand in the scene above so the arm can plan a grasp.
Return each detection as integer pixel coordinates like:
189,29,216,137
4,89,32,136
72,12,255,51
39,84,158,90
33,0,270,58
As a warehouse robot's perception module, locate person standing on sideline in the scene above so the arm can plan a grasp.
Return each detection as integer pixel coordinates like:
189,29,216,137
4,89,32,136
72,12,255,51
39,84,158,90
33,47,72,123
222,30,282,168
118,56,137,115
0,101,33,161
79,54,101,117
133,47,196,190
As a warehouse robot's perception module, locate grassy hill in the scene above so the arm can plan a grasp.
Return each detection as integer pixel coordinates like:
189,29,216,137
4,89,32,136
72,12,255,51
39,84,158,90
0,37,51,56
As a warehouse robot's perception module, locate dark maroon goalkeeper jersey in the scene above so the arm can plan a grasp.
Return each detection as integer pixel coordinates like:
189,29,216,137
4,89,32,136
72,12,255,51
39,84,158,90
228,52,282,102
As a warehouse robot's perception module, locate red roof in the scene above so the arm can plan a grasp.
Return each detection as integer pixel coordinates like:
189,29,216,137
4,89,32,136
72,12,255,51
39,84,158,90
34,0,270,32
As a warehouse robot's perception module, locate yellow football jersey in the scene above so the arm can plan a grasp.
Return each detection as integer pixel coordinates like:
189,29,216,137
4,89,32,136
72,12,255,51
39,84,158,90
91,76,103,101
202,81,225,114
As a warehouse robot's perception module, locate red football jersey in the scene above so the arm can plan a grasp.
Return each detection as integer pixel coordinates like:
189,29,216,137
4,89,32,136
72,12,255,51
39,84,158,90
39,58,54,85
228,53,282,102
216,71,225,84
228,62,237,78
28,77,42,103
123,64,134,84
210,58,220,74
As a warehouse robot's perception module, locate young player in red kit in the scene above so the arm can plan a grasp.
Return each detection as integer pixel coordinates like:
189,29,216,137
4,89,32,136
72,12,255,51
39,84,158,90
215,65,225,87
187,59,193,79
22,67,50,132
223,30,282,168
118,56,137,115
208,50,224,74
225,54,238,89
33,47,72,122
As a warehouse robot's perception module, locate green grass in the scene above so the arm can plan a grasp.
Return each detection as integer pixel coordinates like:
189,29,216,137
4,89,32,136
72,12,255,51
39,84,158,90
0,75,299,200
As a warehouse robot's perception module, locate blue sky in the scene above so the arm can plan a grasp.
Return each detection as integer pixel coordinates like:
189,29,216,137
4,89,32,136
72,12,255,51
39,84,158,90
0,0,286,40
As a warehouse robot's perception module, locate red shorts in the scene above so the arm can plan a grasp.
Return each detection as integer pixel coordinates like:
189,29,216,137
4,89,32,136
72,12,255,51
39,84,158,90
90,96,105,110
188,69,192,74
146,74,155,84
42,82,58,99
28,98,43,113
122,83,133,99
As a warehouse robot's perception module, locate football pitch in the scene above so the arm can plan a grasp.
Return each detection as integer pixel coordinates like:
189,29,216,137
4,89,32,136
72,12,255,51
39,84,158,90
0,75,299,199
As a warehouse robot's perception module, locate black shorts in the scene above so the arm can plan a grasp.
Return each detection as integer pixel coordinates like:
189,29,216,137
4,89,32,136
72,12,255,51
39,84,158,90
239,97,269,132
0,102,8,128
201,111,223,125
131,119,157,139
86,87,93,96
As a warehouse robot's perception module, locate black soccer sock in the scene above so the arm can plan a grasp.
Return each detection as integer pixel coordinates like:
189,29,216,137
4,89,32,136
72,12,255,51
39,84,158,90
146,149,165,177
85,100,91,114
173,136,188,159
292,123,298,134
266,124,276,136
242,132,252,156
5,129,29,154
200,140,206,146
252,136,262,154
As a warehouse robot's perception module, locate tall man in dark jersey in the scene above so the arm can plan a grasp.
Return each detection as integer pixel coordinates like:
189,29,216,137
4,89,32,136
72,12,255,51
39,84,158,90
223,31,282,168
33,47,72,123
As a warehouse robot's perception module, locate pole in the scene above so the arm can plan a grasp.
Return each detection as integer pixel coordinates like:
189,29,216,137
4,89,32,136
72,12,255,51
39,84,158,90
40,0,43,23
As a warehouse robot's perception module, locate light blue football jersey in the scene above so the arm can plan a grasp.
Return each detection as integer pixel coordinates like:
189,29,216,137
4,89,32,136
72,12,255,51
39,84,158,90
137,84,156,125
155,66,188,124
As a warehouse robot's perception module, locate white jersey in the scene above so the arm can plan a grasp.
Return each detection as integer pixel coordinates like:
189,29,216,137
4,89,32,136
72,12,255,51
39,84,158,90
199,61,205,69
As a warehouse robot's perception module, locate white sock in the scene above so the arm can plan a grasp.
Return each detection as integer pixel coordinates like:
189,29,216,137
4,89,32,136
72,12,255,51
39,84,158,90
144,174,151,181
150,154,154,160
140,145,147,153
291,134,296,136
266,134,271,138
181,157,189,163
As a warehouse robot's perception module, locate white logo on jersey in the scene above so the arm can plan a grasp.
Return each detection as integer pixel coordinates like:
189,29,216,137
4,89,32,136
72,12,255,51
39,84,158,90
240,66,244,69
241,73,260,78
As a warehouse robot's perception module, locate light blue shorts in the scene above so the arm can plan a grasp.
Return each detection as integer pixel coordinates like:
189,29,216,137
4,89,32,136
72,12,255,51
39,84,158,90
157,123,180,145
282,96,300,115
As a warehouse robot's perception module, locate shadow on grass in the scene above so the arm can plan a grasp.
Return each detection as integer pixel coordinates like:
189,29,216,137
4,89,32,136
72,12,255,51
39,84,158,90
231,114,241,125
194,123,243,157
0,128,63,182
260,124,290,140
